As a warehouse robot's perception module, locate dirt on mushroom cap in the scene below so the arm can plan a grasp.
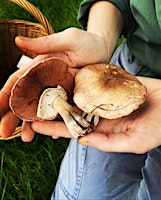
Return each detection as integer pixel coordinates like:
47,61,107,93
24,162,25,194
74,64,147,119
9,57,75,121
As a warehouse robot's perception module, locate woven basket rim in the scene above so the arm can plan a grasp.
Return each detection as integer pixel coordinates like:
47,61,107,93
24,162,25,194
0,19,47,29
0,18,44,24
7,0,54,35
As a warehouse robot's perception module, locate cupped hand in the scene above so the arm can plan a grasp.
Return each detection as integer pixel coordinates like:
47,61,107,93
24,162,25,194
30,77,161,154
78,77,161,153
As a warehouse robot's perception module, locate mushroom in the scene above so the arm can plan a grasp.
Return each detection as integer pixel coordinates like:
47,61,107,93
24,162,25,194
10,60,147,139
10,57,92,138
73,64,147,119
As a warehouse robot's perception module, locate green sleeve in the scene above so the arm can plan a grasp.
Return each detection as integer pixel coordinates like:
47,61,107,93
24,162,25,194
77,0,134,35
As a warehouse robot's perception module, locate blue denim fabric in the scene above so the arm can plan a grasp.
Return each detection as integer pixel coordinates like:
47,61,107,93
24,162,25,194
51,41,161,200
110,39,143,75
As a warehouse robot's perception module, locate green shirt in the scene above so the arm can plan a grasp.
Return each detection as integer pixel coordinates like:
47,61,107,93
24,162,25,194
78,0,161,78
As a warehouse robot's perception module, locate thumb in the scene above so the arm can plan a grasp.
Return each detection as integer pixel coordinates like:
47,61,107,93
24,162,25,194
15,29,74,55
78,131,143,154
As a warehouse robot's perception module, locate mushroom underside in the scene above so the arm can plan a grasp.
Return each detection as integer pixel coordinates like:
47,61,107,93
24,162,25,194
10,57,74,121
9,58,94,138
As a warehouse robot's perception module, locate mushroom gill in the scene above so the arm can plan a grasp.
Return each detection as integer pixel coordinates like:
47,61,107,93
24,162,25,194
10,57,74,121
9,57,93,138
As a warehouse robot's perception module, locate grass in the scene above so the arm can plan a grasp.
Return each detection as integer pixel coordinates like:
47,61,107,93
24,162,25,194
0,136,69,199
0,135,67,200
0,0,82,31
0,0,82,199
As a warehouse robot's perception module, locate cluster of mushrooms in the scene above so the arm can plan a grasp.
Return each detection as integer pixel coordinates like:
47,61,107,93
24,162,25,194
10,57,147,138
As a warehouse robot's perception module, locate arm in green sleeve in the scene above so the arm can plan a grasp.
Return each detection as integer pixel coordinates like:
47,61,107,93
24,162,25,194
78,0,134,35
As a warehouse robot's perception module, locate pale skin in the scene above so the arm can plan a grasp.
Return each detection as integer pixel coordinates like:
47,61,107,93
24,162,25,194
0,1,161,154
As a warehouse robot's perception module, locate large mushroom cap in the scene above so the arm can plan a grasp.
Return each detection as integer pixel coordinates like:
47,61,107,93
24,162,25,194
74,64,147,119
10,57,74,121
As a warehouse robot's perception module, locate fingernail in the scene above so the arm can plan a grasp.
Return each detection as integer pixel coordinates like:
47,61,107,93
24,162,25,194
78,138,90,146
52,135,59,139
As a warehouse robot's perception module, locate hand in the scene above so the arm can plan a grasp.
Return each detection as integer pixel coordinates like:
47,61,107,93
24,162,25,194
15,27,109,67
0,28,109,139
30,77,161,154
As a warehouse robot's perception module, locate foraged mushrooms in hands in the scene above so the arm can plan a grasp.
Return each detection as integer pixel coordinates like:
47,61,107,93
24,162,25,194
10,57,92,138
74,64,147,119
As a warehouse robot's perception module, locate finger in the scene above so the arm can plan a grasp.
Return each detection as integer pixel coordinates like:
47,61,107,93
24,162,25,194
15,30,72,55
0,91,11,115
52,135,60,140
137,76,161,93
0,110,20,137
31,120,72,138
78,131,145,154
21,121,35,142
0,70,21,114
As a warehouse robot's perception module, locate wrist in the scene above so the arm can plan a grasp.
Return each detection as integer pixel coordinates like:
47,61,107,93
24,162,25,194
87,1,124,58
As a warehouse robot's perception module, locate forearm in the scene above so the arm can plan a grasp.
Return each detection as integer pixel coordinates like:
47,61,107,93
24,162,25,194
87,1,124,58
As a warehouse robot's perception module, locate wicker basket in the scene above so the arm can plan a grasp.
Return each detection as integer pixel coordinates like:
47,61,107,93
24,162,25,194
0,0,54,140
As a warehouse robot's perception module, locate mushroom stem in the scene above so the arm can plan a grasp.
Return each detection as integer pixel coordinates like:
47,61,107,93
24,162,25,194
52,95,93,138
37,86,93,138
82,112,100,126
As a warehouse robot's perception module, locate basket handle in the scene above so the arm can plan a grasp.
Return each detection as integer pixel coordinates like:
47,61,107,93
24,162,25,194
8,0,54,35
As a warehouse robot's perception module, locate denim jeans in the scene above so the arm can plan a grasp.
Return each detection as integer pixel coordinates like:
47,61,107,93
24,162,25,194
51,41,161,200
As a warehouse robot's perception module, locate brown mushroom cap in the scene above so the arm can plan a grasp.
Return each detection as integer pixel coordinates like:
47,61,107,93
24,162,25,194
74,64,147,119
10,57,75,121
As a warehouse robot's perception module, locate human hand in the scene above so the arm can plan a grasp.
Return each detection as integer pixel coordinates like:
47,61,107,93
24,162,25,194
15,27,109,67
30,77,161,154
78,77,161,153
